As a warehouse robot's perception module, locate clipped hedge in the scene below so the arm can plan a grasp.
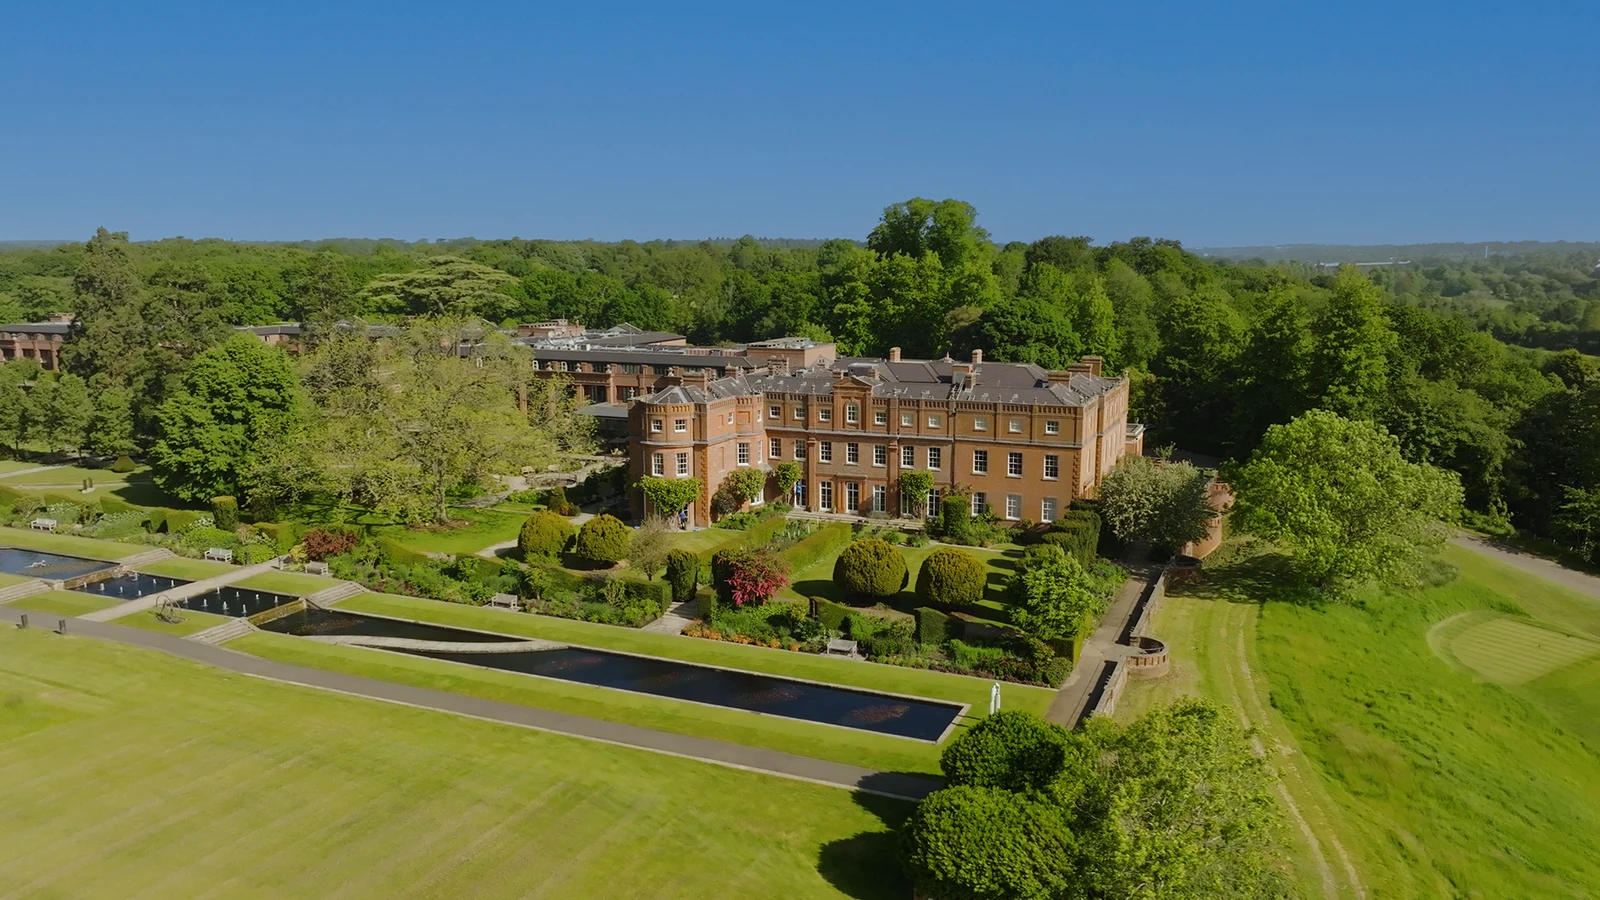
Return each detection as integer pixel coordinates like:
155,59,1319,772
665,549,698,604
938,709,1074,792
811,596,852,632
98,494,140,516
167,509,207,533
378,537,432,568
110,455,137,473
210,496,239,529
833,537,908,598
0,486,23,507
518,510,576,560
574,514,631,564
778,521,852,571
145,508,169,533
622,578,672,617
915,606,957,645
915,547,987,610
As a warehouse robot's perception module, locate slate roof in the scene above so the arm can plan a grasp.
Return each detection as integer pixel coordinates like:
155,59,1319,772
0,322,71,335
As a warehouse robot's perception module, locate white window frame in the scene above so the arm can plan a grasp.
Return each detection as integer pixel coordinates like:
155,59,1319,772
1041,498,1058,523
676,452,690,477
873,444,887,467
845,482,860,512
726,412,735,425
793,406,804,421
1045,420,1060,435
651,418,663,433
820,481,834,511
900,412,914,427
972,449,988,475
1009,418,1023,434
819,407,832,422
737,442,750,466
769,404,781,420
927,447,942,470
900,445,914,467
927,414,942,428
846,404,860,424
871,484,886,513
769,438,782,459
846,442,860,465
674,418,687,433
820,441,833,462
1008,452,1023,477
1005,494,1021,520
974,416,987,432
971,492,986,516
651,453,664,476
1044,454,1059,480
793,440,806,460
874,409,888,425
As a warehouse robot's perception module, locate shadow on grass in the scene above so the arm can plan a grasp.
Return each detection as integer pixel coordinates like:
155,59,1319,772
1177,544,1320,606
816,780,921,900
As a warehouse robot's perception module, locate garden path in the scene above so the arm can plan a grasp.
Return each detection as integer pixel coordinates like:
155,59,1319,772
0,604,942,801
1044,571,1145,726
1451,534,1600,601
0,464,63,480
641,596,701,634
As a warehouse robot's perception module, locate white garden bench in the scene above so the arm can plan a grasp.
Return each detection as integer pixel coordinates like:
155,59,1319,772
29,518,56,532
204,547,234,563
304,561,329,576
824,638,859,658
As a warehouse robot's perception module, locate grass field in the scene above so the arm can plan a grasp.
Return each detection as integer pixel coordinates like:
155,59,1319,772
114,607,231,636
235,570,340,595
9,589,121,617
0,571,30,587
1120,541,1600,898
372,507,530,556
0,627,910,899
0,526,148,561
138,556,239,580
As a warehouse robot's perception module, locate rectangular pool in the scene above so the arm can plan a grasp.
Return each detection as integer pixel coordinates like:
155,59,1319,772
75,572,191,600
263,608,965,741
0,547,115,581
185,586,301,618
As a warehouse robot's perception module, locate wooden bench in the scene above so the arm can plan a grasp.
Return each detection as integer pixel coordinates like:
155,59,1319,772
29,518,56,532
824,638,859,658
203,547,234,563
304,561,329,576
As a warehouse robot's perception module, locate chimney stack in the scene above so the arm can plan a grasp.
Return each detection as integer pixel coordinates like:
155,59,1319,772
971,349,983,365
888,347,901,362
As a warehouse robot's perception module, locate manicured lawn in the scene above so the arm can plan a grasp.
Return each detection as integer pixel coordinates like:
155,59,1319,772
234,571,340,595
336,591,1050,715
0,459,42,474
0,571,30,587
670,527,745,554
114,607,231,636
138,556,238,580
1119,541,1600,898
780,540,1020,626
0,526,145,561
0,627,909,899
9,590,120,617
371,507,530,556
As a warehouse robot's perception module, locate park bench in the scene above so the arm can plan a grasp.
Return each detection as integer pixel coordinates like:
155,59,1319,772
304,561,329,576
29,518,56,532
824,638,859,658
204,547,234,563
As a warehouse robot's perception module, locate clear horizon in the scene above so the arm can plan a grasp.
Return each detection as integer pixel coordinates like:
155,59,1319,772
4,0,1595,247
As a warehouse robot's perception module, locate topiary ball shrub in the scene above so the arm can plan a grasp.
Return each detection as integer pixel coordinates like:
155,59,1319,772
110,454,137,474
519,510,576,560
915,547,987,610
939,709,1074,793
574,513,631,565
548,485,575,516
210,496,239,530
833,537,909,599
898,785,1075,900
665,548,699,604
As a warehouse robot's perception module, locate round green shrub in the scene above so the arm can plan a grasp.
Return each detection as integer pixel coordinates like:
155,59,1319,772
939,710,1074,793
110,455,137,474
665,548,699,604
519,510,576,560
898,785,1076,900
832,537,908,598
548,485,575,516
915,547,986,609
574,513,631,565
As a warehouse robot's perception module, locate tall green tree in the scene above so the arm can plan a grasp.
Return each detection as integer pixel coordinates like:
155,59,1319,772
150,334,303,501
27,373,93,454
1308,268,1397,418
867,198,990,271
84,384,136,457
1232,286,1313,444
356,257,516,318
1231,410,1464,591
62,228,145,387
1152,288,1245,453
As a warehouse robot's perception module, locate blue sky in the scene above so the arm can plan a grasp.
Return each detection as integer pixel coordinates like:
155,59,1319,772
2,0,1595,246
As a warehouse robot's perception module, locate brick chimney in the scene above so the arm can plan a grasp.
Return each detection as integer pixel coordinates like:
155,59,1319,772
888,347,901,362
46,313,75,324
971,349,982,365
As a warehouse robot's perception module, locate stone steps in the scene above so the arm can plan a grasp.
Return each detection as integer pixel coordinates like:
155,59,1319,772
186,617,257,645
117,548,176,568
0,580,49,604
306,582,364,608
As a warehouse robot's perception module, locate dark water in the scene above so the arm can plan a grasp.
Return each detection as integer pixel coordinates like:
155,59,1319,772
0,547,115,581
264,608,963,740
184,586,301,618
76,572,190,600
